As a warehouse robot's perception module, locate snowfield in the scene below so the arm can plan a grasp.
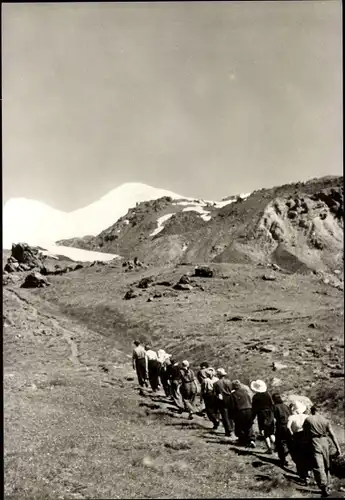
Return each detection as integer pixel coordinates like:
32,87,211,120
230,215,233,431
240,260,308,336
3,183,187,249
149,213,175,237
3,182,251,250
41,245,119,262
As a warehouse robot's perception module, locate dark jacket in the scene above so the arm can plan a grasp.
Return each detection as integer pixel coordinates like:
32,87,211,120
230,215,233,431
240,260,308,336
231,387,252,411
167,364,182,382
213,378,233,397
273,403,291,430
252,392,273,420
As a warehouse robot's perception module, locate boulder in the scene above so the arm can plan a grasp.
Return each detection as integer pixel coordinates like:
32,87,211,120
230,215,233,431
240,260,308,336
271,377,282,388
4,262,20,273
173,283,193,291
123,289,138,300
178,275,192,285
156,281,172,287
11,243,42,268
21,272,50,289
282,394,313,411
41,263,59,276
272,361,288,371
153,292,163,298
194,266,213,278
74,263,84,271
138,277,154,289
261,274,276,281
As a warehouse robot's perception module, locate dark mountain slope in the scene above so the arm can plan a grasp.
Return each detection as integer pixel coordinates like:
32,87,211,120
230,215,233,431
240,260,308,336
58,176,343,274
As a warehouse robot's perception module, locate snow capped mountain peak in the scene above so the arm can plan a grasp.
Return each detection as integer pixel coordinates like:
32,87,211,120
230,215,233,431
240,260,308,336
3,183,187,249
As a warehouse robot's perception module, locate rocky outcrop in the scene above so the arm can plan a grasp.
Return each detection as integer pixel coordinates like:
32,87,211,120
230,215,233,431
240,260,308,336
21,272,51,288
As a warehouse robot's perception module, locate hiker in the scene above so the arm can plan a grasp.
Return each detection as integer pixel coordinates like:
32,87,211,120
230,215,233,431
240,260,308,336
200,368,220,429
251,380,275,454
197,362,210,384
167,358,184,411
231,380,255,447
272,393,292,467
180,360,198,420
232,379,253,401
197,362,210,416
157,349,172,397
145,345,160,393
287,401,311,484
303,405,341,497
213,368,235,437
132,340,148,387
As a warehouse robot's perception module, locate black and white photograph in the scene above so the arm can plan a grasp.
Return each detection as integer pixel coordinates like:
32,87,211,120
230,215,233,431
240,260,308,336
2,1,344,498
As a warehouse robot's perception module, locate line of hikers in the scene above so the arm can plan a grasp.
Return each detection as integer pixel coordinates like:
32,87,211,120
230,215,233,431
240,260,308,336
132,341,342,498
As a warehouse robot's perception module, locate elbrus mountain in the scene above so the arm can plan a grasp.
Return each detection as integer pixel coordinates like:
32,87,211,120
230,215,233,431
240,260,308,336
58,176,343,278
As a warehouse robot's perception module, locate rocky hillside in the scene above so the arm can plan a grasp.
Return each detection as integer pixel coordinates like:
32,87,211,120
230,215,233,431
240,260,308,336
58,176,343,275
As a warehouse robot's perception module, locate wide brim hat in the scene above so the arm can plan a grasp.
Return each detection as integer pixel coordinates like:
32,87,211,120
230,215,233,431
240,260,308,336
181,360,189,368
216,368,227,377
250,380,267,393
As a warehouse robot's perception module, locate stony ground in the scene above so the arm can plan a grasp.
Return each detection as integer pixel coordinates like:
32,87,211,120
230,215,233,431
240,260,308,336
3,260,345,499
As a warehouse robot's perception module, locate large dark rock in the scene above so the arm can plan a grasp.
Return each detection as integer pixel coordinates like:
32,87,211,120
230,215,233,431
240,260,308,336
194,266,214,278
4,262,20,273
173,283,193,291
11,243,43,268
178,275,192,285
123,288,138,300
137,277,154,289
21,272,50,289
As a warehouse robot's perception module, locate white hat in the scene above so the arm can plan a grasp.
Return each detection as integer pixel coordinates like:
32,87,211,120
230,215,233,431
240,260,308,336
250,380,267,393
216,368,227,377
181,360,189,368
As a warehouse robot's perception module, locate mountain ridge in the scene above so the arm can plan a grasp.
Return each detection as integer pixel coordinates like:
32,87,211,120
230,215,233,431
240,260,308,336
58,176,343,276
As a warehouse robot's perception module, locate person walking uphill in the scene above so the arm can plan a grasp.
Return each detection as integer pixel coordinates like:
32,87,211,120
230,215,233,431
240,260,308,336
213,368,234,437
180,360,198,420
157,349,171,397
287,400,311,484
251,380,275,454
303,405,341,497
167,358,184,411
272,393,292,467
231,380,255,447
132,340,148,388
145,345,160,393
200,368,220,429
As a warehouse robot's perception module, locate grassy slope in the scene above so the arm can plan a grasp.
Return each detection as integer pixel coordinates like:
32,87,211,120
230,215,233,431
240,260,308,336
33,262,344,421
5,284,319,500
4,259,344,499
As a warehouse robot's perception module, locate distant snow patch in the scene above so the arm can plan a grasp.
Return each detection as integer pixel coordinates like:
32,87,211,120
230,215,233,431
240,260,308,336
43,244,119,262
150,213,175,237
123,219,130,225
182,206,211,222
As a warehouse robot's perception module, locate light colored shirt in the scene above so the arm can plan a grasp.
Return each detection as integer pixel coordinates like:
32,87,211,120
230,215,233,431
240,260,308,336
133,345,146,361
287,413,308,434
201,376,219,396
145,349,158,361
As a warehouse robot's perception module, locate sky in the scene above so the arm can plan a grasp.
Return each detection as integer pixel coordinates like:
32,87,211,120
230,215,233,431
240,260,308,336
2,1,342,211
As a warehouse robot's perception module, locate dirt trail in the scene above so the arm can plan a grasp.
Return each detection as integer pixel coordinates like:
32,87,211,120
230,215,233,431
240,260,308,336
8,288,82,366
